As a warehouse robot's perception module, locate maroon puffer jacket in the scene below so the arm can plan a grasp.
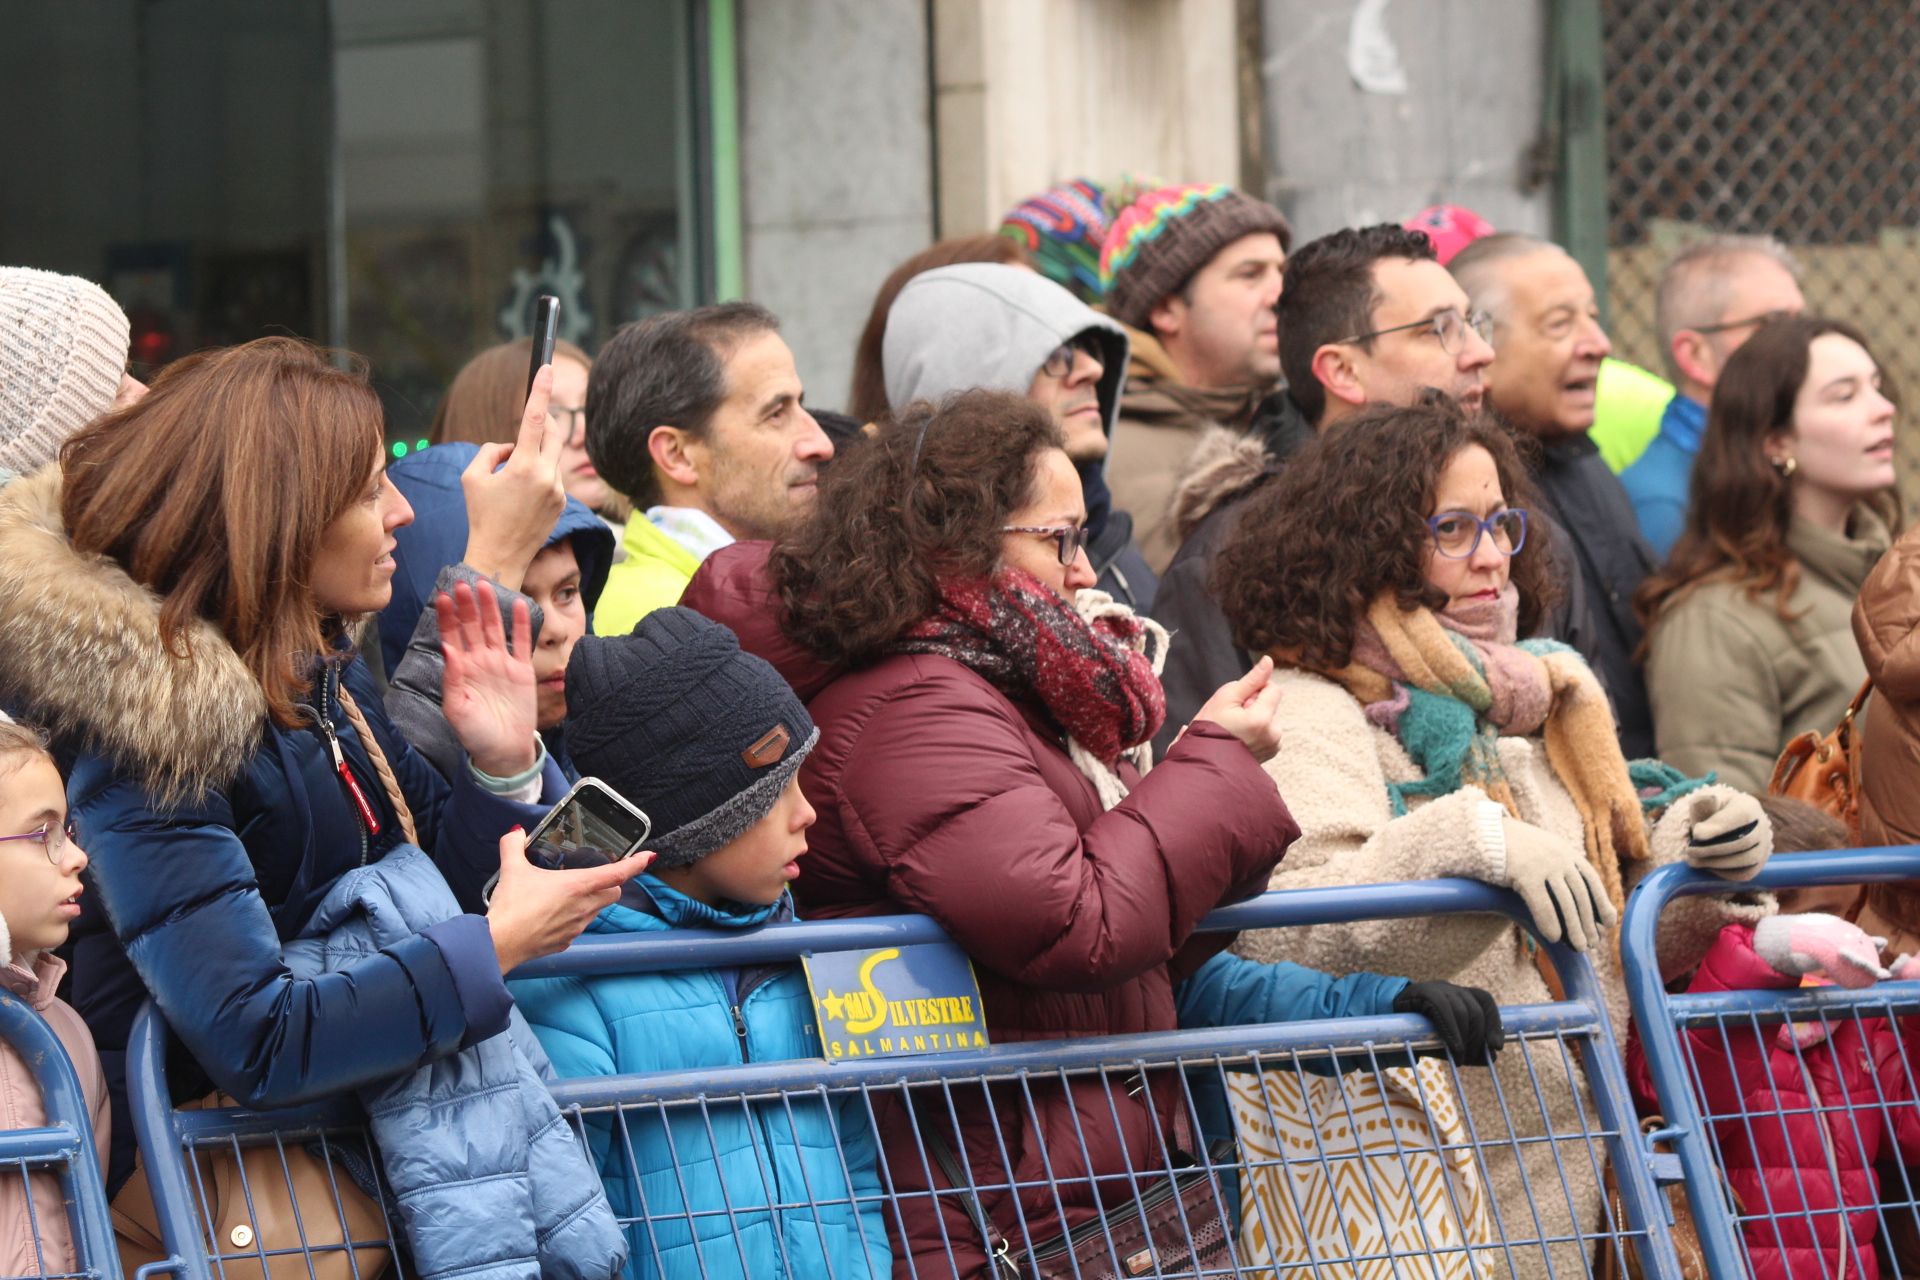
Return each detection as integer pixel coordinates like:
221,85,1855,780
683,543,1297,1277
1632,923,1920,1280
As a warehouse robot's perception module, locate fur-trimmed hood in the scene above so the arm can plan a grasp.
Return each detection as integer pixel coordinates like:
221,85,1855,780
0,466,265,802
1166,426,1271,545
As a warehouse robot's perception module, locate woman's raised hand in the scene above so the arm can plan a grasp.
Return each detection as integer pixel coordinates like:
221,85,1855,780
439,579,540,778
458,364,568,591
1192,656,1286,762
487,827,655,973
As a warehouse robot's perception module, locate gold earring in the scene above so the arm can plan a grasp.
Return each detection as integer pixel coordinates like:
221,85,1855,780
1771,455,1798,478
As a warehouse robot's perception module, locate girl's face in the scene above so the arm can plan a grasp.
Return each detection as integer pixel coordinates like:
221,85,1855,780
523,540,588,730
311,458,415,617
550,356,610,513
1774,333,1897,506
0,754,88,958
1420,444,1515,609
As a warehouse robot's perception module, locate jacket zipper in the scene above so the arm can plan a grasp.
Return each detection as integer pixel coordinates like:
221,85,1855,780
313,666,380,866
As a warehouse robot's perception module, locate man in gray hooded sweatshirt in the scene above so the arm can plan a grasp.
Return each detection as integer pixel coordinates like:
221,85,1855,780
881,262,1157,610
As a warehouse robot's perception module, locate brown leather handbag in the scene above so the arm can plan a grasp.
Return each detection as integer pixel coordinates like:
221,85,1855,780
1594,1117,1731,1280
923,1103,1233,1280
111,1094,391,1280
1768,679,1871,842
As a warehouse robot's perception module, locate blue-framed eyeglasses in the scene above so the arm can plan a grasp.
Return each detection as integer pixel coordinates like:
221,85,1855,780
1427,508,1528,559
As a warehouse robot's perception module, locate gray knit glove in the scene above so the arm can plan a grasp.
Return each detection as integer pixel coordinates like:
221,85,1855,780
1685,791,1772,881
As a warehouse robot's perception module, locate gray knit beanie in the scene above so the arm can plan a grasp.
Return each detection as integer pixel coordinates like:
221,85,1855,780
0,268,132,476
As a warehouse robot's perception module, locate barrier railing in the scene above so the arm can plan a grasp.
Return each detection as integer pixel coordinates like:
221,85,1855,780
1624,846,1920,1280
0,992,118,1280
123,880,1687,1279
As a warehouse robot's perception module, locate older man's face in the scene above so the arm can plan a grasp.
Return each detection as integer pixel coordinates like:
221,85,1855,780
1483,250,1613,438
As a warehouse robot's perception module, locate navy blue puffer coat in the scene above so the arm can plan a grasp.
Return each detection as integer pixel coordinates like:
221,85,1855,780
0,467,560,1190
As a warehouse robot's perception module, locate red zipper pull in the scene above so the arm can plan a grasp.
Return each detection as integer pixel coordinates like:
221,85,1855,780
320,714,382,836
337,760,382,836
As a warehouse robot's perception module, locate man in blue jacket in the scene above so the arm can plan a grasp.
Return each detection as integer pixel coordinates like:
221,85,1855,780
509,609,890,1280
1619,236,1805,557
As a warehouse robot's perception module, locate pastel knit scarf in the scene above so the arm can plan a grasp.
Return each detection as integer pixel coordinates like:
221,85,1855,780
896,570,1168,809
1309,587,1653,915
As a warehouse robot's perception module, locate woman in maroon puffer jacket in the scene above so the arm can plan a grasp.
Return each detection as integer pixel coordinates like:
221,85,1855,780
681,391,1463,1277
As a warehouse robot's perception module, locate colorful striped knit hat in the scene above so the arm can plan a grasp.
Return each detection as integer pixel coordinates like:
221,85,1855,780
1099,183,1292,330
999,179,1114,305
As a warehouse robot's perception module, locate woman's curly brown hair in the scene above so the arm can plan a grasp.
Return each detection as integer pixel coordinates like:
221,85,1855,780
1213,399,1559,669
770,389,1065,669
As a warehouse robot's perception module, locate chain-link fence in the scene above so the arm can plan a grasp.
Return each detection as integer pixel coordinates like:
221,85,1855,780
1603,0,1920,509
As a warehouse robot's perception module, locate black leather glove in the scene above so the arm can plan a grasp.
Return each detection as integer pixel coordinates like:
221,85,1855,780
1392,981,1504,1065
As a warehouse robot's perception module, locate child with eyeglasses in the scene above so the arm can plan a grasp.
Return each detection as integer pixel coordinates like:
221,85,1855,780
0,714,108,1280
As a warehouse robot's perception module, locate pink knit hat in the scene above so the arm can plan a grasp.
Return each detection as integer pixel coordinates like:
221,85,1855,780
1403,205,1496,267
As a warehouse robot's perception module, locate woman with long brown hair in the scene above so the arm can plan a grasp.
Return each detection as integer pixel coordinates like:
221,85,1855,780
1640,315,1897,792
1214,398,1773,1274
0,337,647,1203
680,389,1494,1278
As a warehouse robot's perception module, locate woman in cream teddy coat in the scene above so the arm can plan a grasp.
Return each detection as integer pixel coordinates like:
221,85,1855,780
1210,401,1773,1278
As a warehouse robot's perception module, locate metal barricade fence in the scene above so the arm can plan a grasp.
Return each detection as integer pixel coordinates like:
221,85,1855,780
0,990,118,1280
1624,846,1920,1280
129,880,1687,1280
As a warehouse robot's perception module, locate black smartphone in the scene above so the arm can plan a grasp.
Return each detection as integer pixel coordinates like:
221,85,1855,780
525,777,651,872
526,294,561,396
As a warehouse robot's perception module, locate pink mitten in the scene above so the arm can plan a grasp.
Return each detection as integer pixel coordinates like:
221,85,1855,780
1891,953,1920,982
1753,914,1890,989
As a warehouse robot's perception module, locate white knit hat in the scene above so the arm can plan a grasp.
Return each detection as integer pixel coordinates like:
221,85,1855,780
0,267,132,476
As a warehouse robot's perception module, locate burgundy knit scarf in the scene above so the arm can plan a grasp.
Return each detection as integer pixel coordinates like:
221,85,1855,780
896,569,1166,767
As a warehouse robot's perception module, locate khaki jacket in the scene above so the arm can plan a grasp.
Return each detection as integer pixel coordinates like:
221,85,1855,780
1645,510,1889,794
1105,327,1265,573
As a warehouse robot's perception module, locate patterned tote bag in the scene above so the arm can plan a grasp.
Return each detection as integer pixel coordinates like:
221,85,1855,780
1228,1057,1497,1280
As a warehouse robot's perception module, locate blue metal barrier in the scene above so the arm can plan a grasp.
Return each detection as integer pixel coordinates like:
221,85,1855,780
1624,845,1920,1280
0,992,118,1280
129,879,1687,1279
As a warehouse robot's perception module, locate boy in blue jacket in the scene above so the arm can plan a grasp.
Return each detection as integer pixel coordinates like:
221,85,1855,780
510,608,888,1280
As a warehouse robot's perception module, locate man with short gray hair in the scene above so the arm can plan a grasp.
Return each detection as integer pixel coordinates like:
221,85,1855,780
585,302,833,634
1451,232,1656,756
1620,236,1805,556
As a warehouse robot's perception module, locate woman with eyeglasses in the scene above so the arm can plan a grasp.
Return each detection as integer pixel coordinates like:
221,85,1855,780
1639,315,1896,795
430,335,626,522
1213,398,1773,1274
679,388,1494,1278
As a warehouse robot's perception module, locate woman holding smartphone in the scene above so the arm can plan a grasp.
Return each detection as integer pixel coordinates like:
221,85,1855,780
0,336,649,1194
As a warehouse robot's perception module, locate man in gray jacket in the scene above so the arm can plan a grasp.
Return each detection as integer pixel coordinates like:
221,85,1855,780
881,262,1157,610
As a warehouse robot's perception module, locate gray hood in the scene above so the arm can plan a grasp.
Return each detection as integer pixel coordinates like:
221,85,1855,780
882,263,1130,437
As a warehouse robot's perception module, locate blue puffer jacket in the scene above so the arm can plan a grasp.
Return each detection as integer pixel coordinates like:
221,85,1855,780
0,467,564,1190
510,881,891,1280
289,847,625,1280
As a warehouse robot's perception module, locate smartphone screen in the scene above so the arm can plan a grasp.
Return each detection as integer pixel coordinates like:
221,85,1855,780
527,779,650,871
